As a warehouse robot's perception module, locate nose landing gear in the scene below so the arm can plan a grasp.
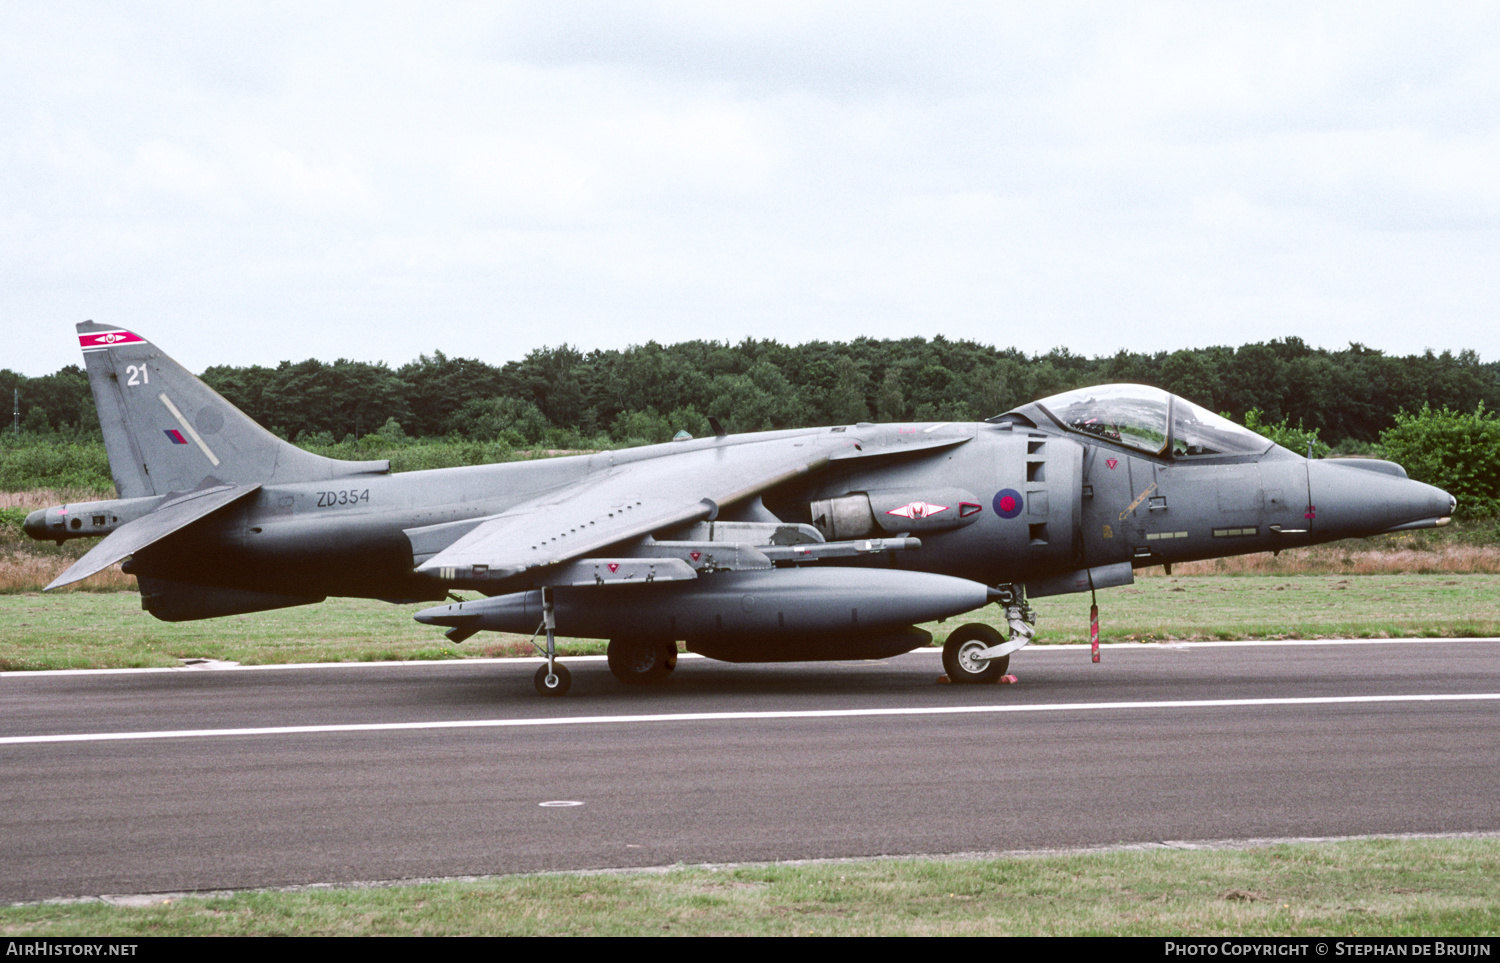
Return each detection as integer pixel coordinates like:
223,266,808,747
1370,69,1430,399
941,583,1034,684
941,623,1009,683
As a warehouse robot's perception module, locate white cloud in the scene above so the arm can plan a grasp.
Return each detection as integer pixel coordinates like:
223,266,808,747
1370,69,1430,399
5,2,1500,374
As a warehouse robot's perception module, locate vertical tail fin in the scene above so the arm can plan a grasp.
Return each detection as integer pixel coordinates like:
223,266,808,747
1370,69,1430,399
77,321,389,497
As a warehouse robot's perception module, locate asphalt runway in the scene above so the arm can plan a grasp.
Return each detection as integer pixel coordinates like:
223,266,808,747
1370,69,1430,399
3,639,1499,903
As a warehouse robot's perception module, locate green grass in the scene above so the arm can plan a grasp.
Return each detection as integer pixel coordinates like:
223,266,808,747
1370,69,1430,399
3,838,1498,936
0,594,553,671
3,573,1498,671
967,572,1500,644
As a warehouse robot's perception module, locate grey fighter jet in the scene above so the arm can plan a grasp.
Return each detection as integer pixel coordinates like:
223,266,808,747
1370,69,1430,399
27,322,1456,695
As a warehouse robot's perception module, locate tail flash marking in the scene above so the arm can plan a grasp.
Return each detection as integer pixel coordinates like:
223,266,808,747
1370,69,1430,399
79,330,145,350
157,393,221,467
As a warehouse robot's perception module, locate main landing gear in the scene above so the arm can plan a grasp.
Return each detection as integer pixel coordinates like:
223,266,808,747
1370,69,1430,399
607,638,678,685
527,589,679,694
942,583,1036,684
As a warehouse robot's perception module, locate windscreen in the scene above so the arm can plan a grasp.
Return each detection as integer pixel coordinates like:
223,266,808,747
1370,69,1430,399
1170,397,1273,457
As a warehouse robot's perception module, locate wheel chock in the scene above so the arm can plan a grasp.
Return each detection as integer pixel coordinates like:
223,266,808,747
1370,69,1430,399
937,674,1019,685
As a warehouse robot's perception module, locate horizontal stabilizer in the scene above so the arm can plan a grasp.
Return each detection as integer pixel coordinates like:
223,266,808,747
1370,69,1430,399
46,482,261,590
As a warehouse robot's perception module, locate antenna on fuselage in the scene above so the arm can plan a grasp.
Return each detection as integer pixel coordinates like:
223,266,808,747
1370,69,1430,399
1304,442,1317,535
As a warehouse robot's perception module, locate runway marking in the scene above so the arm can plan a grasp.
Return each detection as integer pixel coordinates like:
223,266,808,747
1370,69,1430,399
4,637,1497,677
4,692,1499,746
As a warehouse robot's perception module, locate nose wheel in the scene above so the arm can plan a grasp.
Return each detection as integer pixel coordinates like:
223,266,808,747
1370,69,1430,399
941,623,1010,683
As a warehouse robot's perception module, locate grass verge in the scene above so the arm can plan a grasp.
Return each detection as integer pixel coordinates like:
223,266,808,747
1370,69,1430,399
3,838,1498,936
0,593,552,671
967,572,1500,645
3,574,1498,670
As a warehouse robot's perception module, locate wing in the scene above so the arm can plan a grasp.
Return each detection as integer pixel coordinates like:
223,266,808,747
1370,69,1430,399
414,436,834,583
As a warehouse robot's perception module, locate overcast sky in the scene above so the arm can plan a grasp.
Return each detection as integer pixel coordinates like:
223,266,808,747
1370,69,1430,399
6,2,1499,376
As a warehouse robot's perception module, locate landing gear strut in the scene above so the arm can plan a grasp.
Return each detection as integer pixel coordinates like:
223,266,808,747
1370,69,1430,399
533,586,571,696
608,638,678,685
941,583,1035,684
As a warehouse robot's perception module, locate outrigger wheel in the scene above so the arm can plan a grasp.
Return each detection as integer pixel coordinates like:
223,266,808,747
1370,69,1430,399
942,623,1009,684
534,662,572,696
607,638,678,685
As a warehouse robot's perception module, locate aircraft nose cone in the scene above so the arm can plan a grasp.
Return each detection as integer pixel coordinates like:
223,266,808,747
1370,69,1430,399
1308,461,1454,538
1391,476,1455,527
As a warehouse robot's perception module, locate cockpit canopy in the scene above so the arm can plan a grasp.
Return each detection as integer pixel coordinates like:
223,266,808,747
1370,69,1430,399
1004,384,1273,459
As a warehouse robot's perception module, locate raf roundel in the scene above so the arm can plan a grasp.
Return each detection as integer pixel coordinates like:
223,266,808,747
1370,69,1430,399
993,488,1023,519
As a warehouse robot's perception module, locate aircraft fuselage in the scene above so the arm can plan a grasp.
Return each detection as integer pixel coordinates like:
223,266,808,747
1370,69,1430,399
34,419,1453,608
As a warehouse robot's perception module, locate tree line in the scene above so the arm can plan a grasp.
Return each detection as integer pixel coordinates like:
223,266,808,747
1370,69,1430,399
5,336,1499,516
4,336,1496,452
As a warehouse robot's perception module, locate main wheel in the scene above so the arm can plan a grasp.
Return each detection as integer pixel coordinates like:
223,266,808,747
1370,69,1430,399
942,623,1009,684
534,662,572,696
608,638,677,685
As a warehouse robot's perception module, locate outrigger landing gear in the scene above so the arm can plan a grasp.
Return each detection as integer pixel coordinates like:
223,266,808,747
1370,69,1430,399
941,583,1036,685
533,586,572,696
607,638,677,685
534,662,571,696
